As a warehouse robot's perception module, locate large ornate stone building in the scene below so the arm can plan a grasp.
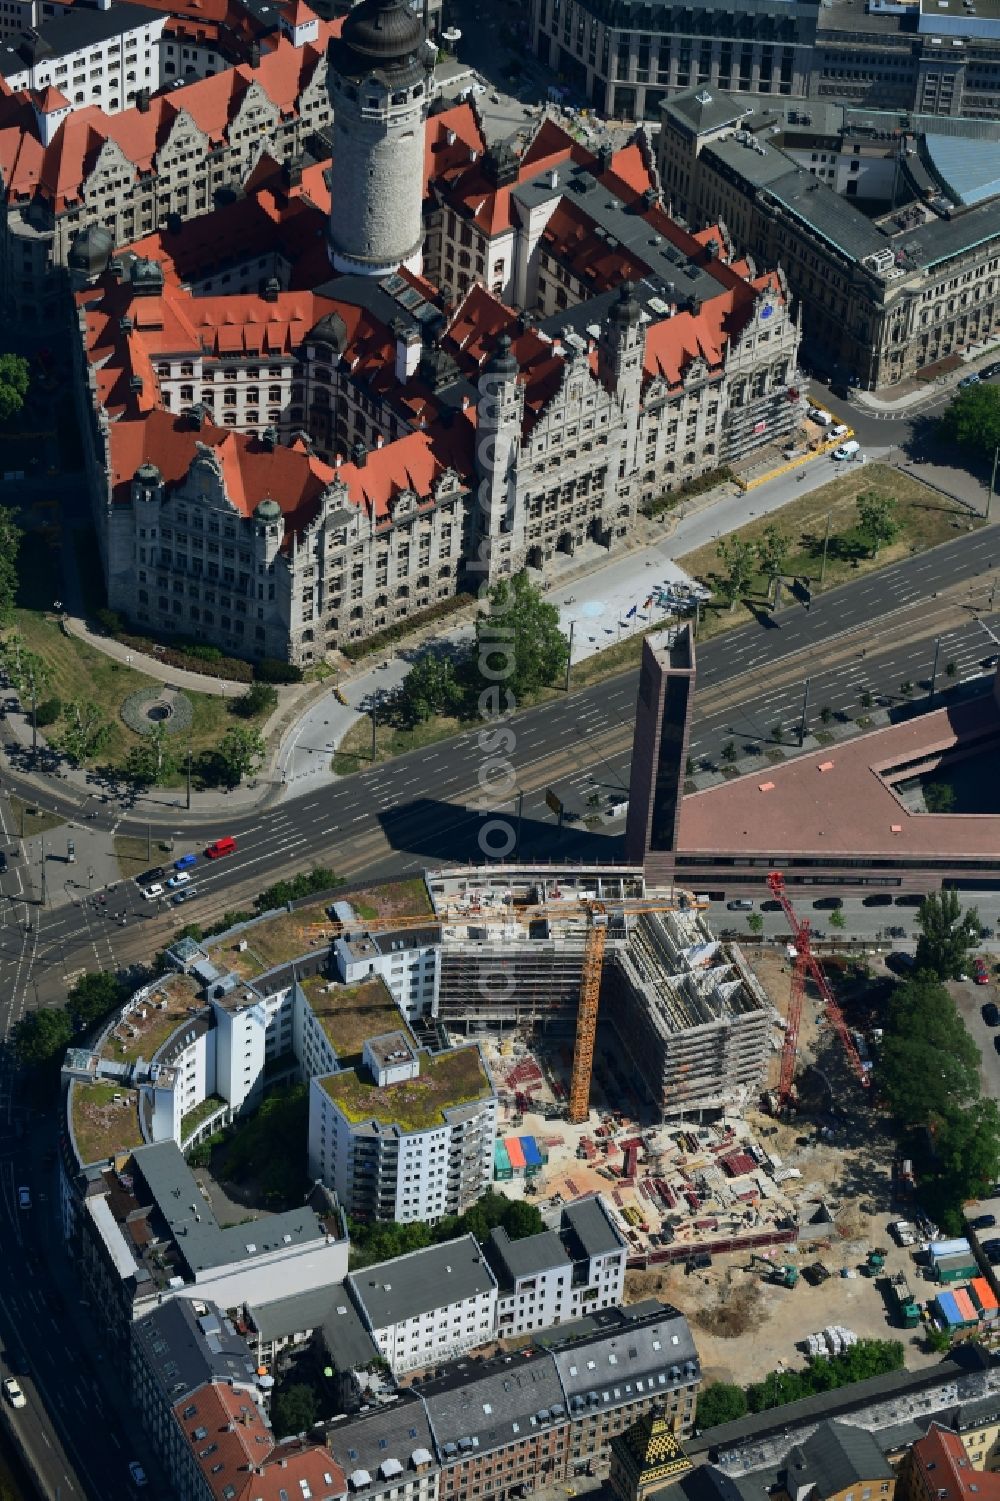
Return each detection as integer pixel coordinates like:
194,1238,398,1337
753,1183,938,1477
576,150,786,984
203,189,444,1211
74,0,801,667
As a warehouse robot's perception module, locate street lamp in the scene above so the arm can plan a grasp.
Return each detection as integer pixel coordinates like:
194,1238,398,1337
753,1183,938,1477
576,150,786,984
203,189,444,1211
988,444,999,522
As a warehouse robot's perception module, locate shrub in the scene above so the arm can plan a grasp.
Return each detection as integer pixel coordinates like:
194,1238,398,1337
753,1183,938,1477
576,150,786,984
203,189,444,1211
96,607,124,635
254,658,303,684
339,593,474,662
232,681,279,719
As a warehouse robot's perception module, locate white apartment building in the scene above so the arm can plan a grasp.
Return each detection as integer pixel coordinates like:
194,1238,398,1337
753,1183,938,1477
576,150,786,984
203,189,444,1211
306,1033,497,1224
333,926,441,1023
0,1,166,113
486,1196,628,1337
347,1238,499,1376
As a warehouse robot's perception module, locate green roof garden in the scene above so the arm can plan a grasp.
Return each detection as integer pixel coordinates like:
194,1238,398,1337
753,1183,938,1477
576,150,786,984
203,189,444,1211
320,1046,492,1132
70,1080,144,1166
301,974,409,1062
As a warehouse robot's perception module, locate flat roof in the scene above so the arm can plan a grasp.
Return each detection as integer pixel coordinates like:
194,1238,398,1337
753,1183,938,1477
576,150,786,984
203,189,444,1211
922,134,1000,207
677,688,1000,862
485,1226,570,1289
133,1297,257,1400
348,1235,496,1329
920,0,1000,16
70,1079,144,1165
561,1195,626,1261
320,1044,493,1132
300,975,408,1061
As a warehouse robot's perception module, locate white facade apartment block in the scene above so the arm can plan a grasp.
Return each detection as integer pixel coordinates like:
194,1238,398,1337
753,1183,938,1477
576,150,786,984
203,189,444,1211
211,995,267,1115
348,1240,499,1376
1,6,167,114
495,1258,573,1336
334,932,441,1022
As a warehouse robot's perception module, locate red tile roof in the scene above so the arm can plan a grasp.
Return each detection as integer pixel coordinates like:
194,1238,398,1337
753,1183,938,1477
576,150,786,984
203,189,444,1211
34,85,70,112
909,1424,1000,1501
174,1382,346,1501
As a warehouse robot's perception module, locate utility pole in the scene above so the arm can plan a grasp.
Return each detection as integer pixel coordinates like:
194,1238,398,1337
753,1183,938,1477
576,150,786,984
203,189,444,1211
371,693,378,763
29,669,36,763
819,511,832,589
40,844,47,907
514,789,524,857
989,445,999,522
146,822,151,863
564,620,575,693
799,676,811,747
930,635,941,705
186,744,193,812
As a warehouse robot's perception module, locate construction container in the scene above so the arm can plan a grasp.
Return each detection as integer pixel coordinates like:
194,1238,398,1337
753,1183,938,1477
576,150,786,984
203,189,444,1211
934,1290,975,1329
970,1277,999,1321
935,1254,979,1283
505,1137,527,1172
521,1136,543,1178
930,1237,972,1261
889,1272,920,1328
494,1141,512,1181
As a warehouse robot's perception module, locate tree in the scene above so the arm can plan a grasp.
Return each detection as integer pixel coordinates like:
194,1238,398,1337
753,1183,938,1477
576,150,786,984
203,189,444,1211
68,971,126,1032
696,1382,748,1429
772,721,785,744
939,382,1000,459
830,908,846,931
0,506,22,625
11,1007,73,1070
855,490,900,559
721,740,737,764
915,889,981,980
746,912,764,936
124,722,177,787
934,1097,1000,1205
32,696,61,728
0,353,29,423
820,705,833,725
52,701,111,766
232,681,279,719
945,660,958,679
218,726,265,786
476,573,568,700
716,536,756,611
756,524,791,605
271,1383,319,1438
924,781,956,813
390,653,465,728
0,634,48,699
879,972,981,1125
859,689,873,710
900,680,914,698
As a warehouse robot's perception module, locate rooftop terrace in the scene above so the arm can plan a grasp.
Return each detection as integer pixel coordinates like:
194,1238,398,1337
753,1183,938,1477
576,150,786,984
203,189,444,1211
100,972,203,1065
204,901,336,980
320,1045,492,1132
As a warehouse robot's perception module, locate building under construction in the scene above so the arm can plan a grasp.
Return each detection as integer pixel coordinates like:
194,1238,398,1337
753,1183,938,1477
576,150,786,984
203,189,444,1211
422,865,775,1120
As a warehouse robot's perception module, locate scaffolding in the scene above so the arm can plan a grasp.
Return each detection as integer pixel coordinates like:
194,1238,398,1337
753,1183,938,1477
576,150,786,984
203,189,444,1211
567,913,607,1124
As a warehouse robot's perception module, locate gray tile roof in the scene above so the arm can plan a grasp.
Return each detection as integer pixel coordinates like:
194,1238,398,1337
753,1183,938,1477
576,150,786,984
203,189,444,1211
132,1141,323,1277
248,1282,360,1348
321,1297,382,1372
327,1396,438,1482
784,1421,894,1495
662,88,749,137
133,1297,257,1403
546,1303,699,1417
348,1236,496,1330
419,1347,568,1455
0,2,162,73
560,1196,626,1262
485,1227,570,1290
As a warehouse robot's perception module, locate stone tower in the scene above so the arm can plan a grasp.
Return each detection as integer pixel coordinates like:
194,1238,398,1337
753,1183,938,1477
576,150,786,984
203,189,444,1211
472,334,525,581
623,624,696,887
327,0,436,277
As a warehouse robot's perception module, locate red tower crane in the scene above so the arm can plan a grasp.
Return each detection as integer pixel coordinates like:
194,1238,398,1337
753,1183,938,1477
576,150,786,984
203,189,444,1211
766,871,870,1106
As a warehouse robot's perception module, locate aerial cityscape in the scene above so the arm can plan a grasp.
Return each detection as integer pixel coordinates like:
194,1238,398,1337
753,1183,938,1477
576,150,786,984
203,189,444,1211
0,0,999,1493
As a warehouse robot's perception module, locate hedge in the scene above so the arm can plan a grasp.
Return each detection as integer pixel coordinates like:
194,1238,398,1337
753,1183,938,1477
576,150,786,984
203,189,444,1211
340,593,475,662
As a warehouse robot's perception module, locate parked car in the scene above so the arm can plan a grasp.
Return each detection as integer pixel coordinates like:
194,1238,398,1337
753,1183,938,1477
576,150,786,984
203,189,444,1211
813,896,843,910
974,958,991,985
128,1460,148,1488
727,898,754,911
959,372,981,388
830,423,849,438
993,1035,1000,1055
166,871,191,890
971,1214,997,1230
17,1186,30,1209
862,893,893,907
895,894,924,907
832,440,861,460
982,1002,1000,1026
3,1379,25,1410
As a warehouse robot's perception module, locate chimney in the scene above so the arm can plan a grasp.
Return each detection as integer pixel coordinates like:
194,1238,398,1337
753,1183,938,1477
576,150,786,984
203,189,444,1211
352,438,367,468
597,143,613,174
461,394,470,411
642,187,657,210
250,39,260,66
393,322,421,384
334,454,343,470
262,276,280,302
136,87,150,113
548,167,559,190
282,158,302,189
262,426,277,451
375,433,384,450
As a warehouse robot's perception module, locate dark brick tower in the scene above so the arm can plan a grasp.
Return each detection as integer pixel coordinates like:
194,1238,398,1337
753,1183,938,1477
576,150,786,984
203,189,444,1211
624,624,696,885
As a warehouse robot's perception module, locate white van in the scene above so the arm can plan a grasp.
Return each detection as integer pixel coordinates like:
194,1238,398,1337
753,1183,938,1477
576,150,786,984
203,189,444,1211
808,407,833,426
832,440,860,460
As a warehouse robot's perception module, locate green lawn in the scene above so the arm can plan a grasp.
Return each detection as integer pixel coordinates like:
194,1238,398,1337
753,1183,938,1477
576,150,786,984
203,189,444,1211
8,611,269,778
321,1044,491,1130
8,795,65,836
679,463,975,642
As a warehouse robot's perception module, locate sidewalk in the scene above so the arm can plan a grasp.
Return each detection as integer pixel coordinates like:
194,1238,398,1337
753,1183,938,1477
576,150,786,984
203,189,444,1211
851,340,1000,417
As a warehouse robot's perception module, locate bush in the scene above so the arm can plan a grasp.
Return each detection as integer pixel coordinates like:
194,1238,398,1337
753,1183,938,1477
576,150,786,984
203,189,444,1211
117,630,254,683
254,658,303,684
340,593,474,662
256,868,342,911
96,607,123,635
697,1383,748,1430
33,696,61,727
232,681,279,719
642,467,735,519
